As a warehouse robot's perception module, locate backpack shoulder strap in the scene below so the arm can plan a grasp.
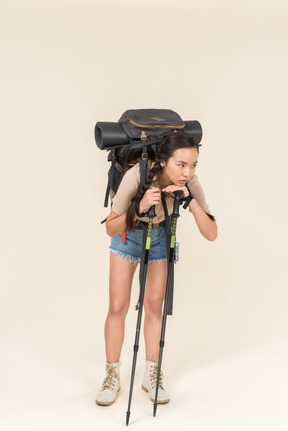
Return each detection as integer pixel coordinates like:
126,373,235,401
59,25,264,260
104,157,115,207
137,142,148,189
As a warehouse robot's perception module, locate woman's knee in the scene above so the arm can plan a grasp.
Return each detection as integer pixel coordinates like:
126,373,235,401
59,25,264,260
144,297,164,316
108,299,130,318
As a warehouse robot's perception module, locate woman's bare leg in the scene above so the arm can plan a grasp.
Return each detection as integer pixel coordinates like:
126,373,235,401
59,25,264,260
104,252,138,363
143,261,167,361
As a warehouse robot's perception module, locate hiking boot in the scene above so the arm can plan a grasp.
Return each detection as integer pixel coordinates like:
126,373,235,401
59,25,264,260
96,362,121,406
141,360,170,404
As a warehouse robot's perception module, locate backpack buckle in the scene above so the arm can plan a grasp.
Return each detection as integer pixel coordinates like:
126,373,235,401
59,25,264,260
115,161,123,172
142,152,148,161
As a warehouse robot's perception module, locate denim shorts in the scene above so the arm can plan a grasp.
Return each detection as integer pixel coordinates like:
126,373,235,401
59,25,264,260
110,226,168,264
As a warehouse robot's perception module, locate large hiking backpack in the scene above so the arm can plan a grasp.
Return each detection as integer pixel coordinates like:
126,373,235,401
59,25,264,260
94,109,202,208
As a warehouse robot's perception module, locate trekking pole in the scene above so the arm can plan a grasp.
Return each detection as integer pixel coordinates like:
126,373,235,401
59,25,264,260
153,191,181,418
126,205,156,426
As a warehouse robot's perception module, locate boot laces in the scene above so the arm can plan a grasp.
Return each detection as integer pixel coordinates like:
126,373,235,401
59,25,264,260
101,364,119,391
150,363,164,390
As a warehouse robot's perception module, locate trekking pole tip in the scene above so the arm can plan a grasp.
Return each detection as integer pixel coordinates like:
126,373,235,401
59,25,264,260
126,411,131,426
153,403,157,417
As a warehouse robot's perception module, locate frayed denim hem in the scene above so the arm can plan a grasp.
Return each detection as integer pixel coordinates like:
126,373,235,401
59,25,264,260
109,247,140,264
148,258,167,264
109,248,167,264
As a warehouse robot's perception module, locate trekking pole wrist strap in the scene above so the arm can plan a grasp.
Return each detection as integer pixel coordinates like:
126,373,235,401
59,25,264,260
135,201,149,218
182,185,195,209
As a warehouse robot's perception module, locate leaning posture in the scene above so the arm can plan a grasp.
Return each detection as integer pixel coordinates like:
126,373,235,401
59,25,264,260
96,132,217,406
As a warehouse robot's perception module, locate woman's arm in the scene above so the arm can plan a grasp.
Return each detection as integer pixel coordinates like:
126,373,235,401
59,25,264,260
188,198,218,241
105,210,130,238
162,184,218,242
106,187,162,238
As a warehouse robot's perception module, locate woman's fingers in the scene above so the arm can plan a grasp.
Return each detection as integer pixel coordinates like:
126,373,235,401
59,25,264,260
148,186,161,194
162,185,189,197
162,185,184,193
147,192,161,205
139,187,161,214
146,187,161,201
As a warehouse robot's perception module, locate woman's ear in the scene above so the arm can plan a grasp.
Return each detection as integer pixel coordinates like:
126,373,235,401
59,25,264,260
160,162,165,168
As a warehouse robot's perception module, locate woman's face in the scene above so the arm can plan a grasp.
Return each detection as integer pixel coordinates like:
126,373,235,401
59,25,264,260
160,147,199,187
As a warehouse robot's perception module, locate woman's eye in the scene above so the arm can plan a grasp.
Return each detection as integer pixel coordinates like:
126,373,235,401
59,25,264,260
178,164,184,168
192,164,197,168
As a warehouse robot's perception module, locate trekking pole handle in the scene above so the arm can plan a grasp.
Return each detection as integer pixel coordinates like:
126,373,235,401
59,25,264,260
173,191,182,218
148,205,156,219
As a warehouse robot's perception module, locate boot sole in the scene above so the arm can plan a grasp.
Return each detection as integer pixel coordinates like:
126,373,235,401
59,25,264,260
95,386,121,406
141,385,170,404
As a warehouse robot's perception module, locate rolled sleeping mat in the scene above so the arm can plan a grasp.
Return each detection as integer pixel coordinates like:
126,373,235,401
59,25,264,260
95,120,203,150
95,122,128,150
184,120,202,145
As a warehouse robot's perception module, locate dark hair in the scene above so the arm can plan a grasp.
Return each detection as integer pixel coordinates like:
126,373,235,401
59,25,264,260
126,132,214,231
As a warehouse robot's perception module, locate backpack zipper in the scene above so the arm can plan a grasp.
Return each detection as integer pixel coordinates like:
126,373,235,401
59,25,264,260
129,119,185,129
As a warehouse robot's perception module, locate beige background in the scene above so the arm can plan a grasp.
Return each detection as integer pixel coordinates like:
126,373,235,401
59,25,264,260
1,0,288,430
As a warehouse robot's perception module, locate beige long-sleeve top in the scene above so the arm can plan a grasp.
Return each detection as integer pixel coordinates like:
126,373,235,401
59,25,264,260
111,163,210,224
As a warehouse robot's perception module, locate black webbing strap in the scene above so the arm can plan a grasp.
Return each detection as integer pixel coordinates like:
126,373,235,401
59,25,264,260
136,225,148,310
104,158,116,207
113,169,122,195
137,142,148,189
161,193,174,316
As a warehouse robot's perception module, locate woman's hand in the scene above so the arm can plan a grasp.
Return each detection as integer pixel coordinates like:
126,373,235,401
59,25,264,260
139,187,161,214
161,185,189,198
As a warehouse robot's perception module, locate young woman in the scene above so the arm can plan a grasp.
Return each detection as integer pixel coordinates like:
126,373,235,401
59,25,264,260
96,132,217,406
